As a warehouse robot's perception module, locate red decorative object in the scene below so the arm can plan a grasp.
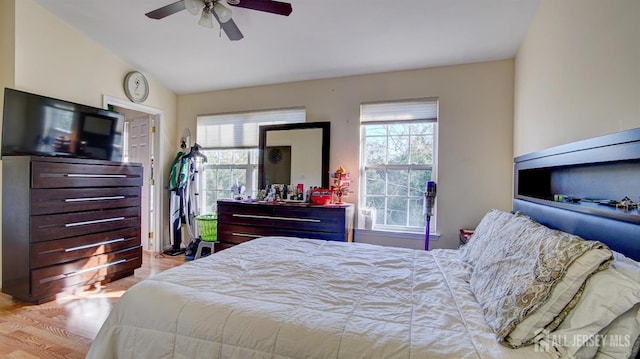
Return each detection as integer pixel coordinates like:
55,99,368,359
310,189,333,205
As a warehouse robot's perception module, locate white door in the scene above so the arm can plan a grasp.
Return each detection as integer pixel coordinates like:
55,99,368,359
127,115,153,251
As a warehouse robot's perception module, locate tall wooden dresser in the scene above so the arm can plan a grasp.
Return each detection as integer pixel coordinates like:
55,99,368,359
216,200,354,251
2,156,143,303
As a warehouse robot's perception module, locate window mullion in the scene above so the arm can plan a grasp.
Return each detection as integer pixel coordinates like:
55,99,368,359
405,171,410,227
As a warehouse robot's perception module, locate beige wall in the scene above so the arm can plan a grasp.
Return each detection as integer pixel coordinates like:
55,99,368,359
0,0,179,283
178,60,515,249
0,0,16,290
514,0,640,156
14,1,177,117
0,0,15,93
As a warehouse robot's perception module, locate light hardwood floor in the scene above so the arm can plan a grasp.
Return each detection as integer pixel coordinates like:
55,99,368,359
0,251,186,358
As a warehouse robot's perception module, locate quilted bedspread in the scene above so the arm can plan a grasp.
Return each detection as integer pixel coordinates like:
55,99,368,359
87,237,550,358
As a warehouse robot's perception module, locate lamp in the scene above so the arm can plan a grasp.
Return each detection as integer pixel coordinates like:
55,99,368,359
213,2,232,23
184,0,202,15
198,10,215,28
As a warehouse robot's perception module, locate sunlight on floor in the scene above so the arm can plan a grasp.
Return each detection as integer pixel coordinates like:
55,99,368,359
55,288,127,339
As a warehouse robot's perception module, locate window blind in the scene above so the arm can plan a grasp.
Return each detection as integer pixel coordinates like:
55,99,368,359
360,98,438,124
197,107,305,148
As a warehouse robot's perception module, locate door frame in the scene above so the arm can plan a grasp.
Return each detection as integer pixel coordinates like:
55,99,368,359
103,95,164,253
126,114,153,251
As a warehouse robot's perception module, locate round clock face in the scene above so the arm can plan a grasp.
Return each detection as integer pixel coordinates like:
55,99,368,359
124,71,149,103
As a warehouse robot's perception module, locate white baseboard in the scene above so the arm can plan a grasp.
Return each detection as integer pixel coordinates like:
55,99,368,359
353,229,439,250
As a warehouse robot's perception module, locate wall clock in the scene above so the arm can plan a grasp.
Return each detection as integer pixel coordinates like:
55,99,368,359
123,71,149,103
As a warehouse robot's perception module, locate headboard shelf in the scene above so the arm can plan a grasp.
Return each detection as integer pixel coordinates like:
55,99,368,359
515,128,640,222
513,127,640,261
516,195,640,225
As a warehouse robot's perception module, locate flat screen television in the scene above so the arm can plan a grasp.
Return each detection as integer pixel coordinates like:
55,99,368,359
2,88,124,161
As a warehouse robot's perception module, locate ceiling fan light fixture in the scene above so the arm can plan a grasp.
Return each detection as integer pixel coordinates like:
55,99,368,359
213,2,233,23
198,10,215,28
184,0,202,15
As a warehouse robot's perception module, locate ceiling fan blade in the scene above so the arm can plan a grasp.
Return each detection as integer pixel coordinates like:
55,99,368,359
145,0,186,19
212,11,244,41
227,0,292,16
221,19,244,41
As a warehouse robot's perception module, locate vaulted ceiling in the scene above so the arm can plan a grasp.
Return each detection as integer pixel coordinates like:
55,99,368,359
33,0,540,94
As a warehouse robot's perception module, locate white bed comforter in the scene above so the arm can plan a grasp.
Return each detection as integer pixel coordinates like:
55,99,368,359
87,237,550,358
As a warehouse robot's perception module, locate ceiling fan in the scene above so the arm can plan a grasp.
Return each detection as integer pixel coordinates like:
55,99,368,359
145,0,293,41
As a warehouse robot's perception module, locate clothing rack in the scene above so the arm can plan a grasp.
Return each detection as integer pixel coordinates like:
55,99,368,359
164,143,208,256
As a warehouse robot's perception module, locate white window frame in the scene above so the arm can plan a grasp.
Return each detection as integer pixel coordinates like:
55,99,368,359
196,107,305,213
359,98,438,234
199,148,259,214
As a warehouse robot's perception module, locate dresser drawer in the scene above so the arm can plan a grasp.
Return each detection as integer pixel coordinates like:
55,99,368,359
31,187,141,215
32,161,142,188
216,200,354,247
2,156,143,303
31,206,140,242
31,227,140,268
218,204,347,233
31,246,142,298
217,223,347,245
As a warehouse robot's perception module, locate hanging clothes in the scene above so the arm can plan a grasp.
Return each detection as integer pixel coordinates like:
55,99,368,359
166,151,188,255
169,151,189,192
165,144,208,255
179,144,207,238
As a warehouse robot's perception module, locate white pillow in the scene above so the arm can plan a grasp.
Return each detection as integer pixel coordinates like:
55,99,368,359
595,253,640,359
611,251,640,282
505,247,612,347
594,303,640,359
539,267,640,358
465,209,613,348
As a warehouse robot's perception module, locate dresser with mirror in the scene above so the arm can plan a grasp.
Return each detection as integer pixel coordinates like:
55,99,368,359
217,122,354,249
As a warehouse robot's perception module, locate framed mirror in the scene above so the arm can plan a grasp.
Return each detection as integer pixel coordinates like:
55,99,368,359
258,122,330,190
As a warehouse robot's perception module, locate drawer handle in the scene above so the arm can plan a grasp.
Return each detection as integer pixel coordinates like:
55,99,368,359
39,258,128,284
65,196,126,203
66,173,128,178
64,238,126,252
232,214,321,223
65,217,126,227
232,232,263,238
71,259,127,276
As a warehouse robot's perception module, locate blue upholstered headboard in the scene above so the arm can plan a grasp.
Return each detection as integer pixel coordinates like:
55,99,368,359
513,199,640,261
513,128,640,261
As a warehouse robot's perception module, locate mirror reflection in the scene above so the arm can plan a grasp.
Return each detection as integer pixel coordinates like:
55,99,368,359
258,122,330,191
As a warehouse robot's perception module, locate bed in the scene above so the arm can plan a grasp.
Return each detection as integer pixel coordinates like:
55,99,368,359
88,129,640,359
86,235,543,358
86,223,640,358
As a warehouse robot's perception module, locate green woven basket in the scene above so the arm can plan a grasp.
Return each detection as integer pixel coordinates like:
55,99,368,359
196,214,218,242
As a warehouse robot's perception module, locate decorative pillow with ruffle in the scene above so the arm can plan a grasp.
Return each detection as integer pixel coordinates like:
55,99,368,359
463,209,612,348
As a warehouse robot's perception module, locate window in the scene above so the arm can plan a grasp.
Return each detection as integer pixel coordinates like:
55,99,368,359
200,148,258,214
196,107,305,214
359,98,438,233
